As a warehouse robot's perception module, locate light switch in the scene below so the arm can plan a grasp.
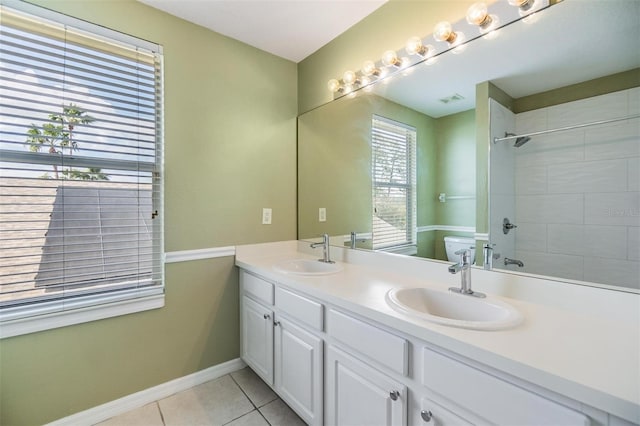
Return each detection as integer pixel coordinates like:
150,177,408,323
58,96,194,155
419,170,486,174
262,208,272,225
319,207,326,222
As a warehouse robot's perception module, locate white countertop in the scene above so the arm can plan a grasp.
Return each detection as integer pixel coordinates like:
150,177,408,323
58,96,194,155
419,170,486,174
235,241,640,423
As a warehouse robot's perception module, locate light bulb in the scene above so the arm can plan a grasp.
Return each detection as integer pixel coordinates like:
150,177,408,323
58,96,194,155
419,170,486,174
509,0,535,11
362,60,379,76
343,70,357,85
381,50,400,67
433,21,457,44
327,79,340,93
466,3,491,27
405,36,427,56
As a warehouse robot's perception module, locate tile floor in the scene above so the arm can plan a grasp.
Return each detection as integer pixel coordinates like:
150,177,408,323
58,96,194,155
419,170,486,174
96,367,306,426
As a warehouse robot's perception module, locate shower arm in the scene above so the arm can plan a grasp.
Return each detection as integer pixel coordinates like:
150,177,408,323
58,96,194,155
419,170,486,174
493,114,640,144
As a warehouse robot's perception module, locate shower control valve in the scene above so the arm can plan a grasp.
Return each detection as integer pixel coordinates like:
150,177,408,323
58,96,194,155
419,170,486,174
503,217,517,234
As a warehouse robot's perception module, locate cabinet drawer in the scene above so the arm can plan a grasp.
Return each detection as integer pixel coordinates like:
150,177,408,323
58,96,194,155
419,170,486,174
420,397,473,426
422,348,589,425
242,271,274,305
275,287,323,331
328,309,408,376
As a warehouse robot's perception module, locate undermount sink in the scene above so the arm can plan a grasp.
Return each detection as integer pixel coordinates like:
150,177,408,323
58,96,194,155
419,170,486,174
386,287,523,331
273,258,343,276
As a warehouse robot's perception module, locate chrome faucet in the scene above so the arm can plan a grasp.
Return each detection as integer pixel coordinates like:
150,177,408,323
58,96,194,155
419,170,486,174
310,233,334,263
483,243,500,270
448,248,485,298
349,231,367,249
504,257,524,267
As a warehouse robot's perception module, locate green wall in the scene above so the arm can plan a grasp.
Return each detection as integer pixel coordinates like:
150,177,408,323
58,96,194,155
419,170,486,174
432,109,476,260
0,1,297,424
435,109,476,227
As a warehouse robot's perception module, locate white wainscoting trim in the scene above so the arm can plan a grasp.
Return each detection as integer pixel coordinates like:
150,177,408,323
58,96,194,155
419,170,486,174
165,246,236,263
47,358,247,426
417,225,476,233
474,233,489,241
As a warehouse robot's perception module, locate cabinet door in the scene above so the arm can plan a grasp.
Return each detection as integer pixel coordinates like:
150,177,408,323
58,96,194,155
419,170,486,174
241,295,273,385
274,316,323,426
326,345,406,426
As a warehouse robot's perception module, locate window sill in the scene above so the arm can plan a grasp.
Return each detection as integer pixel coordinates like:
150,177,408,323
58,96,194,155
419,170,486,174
378,245,418,256
0,293,164,339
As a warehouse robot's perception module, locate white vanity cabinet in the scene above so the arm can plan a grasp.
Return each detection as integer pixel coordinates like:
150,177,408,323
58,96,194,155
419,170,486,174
240,271,324,426
240,272,275,384
241,294,274,384
326,345,407,426
419,347,590,426
238,265,632,426
326,308,409,426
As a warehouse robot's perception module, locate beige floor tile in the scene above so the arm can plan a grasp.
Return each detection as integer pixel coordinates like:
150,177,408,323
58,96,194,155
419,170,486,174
259,399,306,426
159,375,253,426
231,367,277,408
224,410,270,426
95,402,163,426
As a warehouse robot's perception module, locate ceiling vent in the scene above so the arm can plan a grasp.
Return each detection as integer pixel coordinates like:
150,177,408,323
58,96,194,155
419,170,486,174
439,93,465,104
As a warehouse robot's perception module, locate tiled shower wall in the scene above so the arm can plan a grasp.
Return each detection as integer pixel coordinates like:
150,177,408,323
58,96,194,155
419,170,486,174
513,87,639,290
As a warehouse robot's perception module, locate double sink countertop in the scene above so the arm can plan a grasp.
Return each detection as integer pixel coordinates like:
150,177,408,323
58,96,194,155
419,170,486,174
235,240,640,423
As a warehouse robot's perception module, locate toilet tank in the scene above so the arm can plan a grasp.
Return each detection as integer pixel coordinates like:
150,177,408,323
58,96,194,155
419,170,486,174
444,236,476,263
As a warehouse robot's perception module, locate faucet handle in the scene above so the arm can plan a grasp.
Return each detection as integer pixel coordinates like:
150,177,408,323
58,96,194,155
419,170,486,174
454,248,472,265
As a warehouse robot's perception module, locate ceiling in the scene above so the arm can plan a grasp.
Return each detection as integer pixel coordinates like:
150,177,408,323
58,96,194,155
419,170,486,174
137,0,388,63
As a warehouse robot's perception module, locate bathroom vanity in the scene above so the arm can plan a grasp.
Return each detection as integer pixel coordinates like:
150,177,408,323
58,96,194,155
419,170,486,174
236,241,639,426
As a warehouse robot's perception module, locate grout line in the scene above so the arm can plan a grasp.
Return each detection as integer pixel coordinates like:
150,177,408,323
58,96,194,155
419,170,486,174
229,370,259,410
257,406,273,426
155,401,166,426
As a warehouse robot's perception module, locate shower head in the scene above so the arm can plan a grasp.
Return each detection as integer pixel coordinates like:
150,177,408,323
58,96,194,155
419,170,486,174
514,136,531,147
504,132,532,148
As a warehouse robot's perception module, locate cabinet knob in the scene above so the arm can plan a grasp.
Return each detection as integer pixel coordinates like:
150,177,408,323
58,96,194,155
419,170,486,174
263,313,270,320
273,320,281,327
420,410,433,422
389,390,400,401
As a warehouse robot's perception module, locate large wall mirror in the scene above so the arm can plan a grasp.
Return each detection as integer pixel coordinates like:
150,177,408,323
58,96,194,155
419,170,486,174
297,0,639,293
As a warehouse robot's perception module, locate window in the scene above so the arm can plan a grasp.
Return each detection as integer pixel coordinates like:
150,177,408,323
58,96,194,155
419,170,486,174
0,2,164,336
371,116,417,252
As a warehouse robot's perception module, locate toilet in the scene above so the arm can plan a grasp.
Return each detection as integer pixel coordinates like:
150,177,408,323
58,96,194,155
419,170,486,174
444,236,476,264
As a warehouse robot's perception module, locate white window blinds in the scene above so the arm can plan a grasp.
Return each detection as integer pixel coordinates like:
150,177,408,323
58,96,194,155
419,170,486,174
371,116,417,250
0,3,164,323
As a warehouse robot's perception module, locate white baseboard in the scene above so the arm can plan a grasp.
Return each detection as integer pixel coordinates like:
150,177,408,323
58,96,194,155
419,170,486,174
47,358,247,426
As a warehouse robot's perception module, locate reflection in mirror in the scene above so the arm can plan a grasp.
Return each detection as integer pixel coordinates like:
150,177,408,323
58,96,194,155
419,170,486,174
298,91,476,259
297,0,639,293
489,87,640,291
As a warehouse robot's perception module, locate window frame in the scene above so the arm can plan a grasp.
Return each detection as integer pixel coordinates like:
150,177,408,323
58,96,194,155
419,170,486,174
0,0,165,338
371,115,417,253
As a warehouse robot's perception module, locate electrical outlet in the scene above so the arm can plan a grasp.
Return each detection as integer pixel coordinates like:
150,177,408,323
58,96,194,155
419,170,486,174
262,208,272,225
319,207,326,222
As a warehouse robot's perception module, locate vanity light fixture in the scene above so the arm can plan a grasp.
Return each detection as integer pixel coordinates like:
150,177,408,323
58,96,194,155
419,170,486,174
405,36,433,58
509,0,536,12
342,70,359,86
362,60,380,77
326,0,550,97
466,2,499,33
327,78,342,93
382,49,402,68
433,21,459,44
